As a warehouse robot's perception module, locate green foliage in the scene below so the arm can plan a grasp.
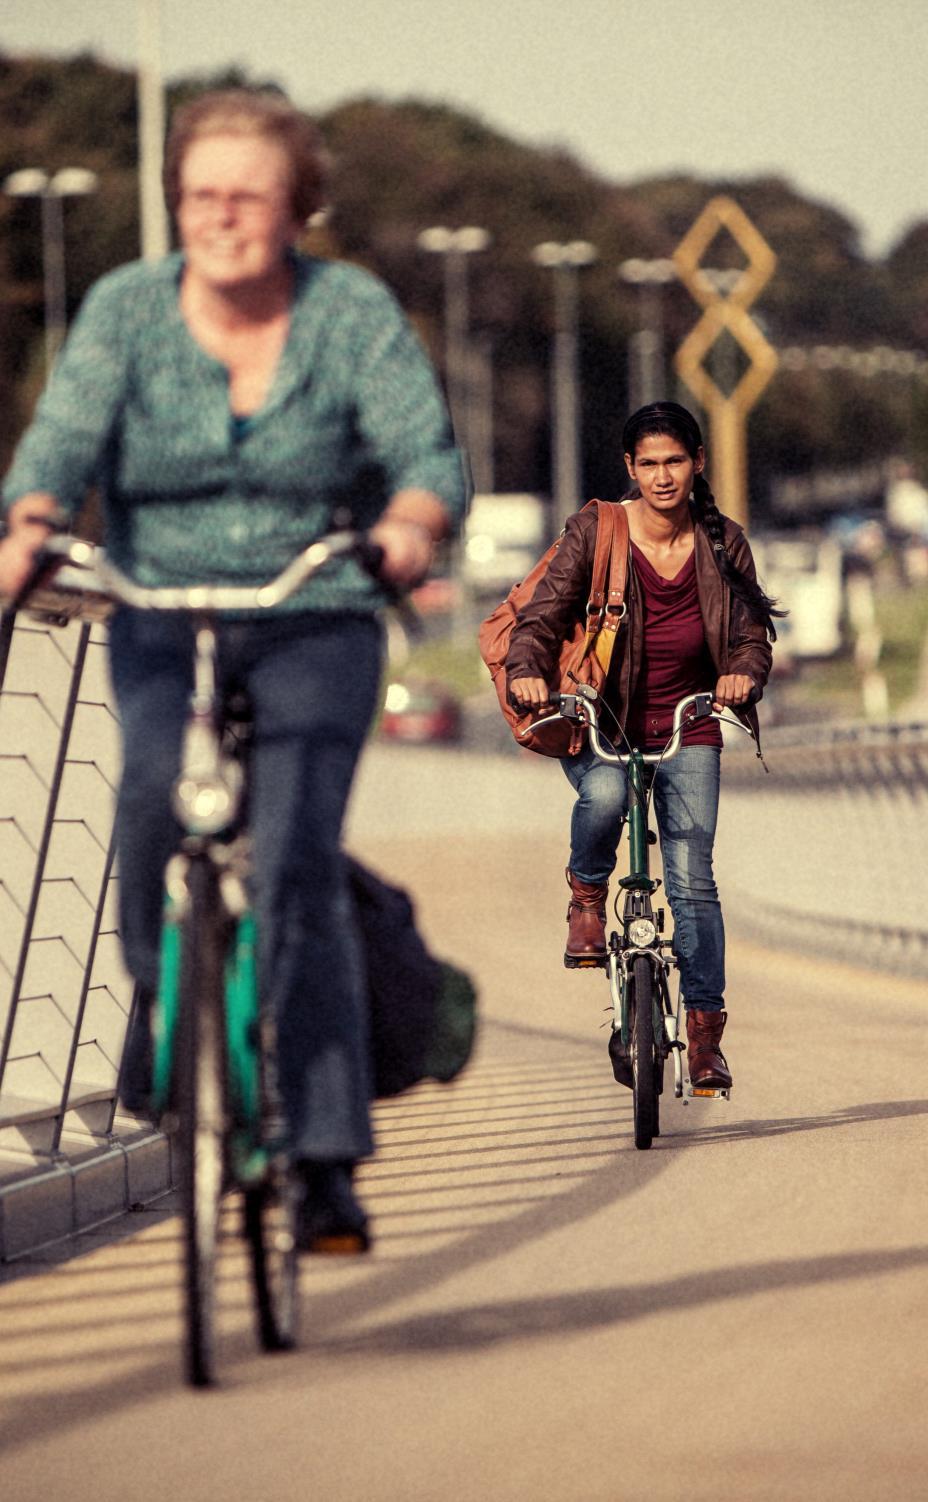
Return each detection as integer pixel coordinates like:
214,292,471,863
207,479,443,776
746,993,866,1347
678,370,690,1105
886,224,928,346
398,631,487,699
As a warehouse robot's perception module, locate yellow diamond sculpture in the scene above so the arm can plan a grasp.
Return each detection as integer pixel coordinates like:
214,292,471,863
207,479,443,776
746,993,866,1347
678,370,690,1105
673,197,778,525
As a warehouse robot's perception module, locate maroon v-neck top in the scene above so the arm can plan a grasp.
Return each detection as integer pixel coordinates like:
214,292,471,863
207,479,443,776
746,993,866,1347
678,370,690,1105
624,542,723,752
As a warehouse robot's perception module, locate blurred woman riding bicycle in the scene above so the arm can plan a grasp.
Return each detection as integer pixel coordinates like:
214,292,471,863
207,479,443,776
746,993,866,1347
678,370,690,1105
0,88,466,1253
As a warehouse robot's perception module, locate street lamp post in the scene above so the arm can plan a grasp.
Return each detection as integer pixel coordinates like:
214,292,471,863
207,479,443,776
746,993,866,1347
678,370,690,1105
137,0,169,260
4,167,99,373
533,240,597,532
618,257,677,410
417,225,491,483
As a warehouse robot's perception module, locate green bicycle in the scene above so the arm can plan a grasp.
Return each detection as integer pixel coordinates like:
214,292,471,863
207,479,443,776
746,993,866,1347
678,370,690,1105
531,686,753,1150
18,530,379,1385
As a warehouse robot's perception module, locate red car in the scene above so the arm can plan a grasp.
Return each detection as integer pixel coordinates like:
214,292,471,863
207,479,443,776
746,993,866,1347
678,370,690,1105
379,679,462,744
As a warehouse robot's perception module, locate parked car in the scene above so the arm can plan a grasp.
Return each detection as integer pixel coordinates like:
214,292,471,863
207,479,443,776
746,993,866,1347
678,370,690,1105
379,679,462,745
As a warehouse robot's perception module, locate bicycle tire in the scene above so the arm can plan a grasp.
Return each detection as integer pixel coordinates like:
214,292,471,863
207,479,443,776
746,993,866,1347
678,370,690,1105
630,953,658,1150
244,1178,299,1352
176,854,228,1388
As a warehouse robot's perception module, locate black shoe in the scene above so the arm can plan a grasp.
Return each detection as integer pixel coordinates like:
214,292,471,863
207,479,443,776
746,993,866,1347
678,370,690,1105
608,1030,634,1090
295,1160,371,1255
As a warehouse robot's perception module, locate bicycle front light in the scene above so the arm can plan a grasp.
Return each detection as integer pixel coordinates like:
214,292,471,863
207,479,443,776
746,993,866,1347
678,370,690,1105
627,917,657,947
173,774,236,834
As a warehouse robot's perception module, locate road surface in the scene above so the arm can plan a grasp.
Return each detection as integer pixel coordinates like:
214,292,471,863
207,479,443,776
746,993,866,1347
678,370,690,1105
0,747,924,1501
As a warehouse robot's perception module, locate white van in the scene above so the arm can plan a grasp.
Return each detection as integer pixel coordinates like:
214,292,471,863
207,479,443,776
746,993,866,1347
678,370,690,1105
463,493,548,596
750,533,844,660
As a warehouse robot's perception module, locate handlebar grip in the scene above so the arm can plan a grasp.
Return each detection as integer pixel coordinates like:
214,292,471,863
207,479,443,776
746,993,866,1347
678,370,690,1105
355,538,386,580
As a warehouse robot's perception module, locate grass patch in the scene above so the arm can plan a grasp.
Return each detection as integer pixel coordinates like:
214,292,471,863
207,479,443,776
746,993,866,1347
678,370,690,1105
875,580,928,703
388,632,488,697
780,579,928,719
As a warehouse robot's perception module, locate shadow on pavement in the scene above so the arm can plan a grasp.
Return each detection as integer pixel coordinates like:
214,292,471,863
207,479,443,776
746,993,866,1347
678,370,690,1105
665,1096,928,1147
2,1021,926,1454
305,1243,928,1357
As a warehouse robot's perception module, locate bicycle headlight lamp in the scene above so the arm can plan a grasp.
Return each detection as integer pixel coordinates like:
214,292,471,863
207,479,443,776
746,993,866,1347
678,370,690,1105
173,775,235,834
627,917,657,948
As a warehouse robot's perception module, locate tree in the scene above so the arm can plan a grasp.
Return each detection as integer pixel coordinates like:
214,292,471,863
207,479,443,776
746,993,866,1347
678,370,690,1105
0,51,925,510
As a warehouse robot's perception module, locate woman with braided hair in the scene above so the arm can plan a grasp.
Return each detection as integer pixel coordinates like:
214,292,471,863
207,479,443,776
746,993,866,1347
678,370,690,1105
505,401,781,1090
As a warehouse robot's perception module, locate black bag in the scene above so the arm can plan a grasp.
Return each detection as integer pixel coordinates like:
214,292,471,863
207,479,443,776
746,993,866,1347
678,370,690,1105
346,857,478,1098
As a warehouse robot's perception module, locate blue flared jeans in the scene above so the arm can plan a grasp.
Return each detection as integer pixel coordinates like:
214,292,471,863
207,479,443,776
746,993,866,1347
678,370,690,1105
562,743,725,1011
108,607,383,1163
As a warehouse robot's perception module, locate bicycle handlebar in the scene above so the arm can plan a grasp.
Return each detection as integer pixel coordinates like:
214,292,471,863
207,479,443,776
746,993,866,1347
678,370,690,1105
528,685,755,766
6,530,387,619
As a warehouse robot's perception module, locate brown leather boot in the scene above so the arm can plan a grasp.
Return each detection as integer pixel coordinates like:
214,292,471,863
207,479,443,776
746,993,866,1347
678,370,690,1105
565,869,608,965
686,1009,732,1090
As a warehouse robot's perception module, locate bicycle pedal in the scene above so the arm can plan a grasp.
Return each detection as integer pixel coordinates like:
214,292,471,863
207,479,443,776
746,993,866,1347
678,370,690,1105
564,954,607,970
687,1086,731,1100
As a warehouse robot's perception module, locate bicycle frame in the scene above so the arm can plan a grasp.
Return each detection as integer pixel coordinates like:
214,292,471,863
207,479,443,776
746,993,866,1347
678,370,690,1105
152,617,272,1182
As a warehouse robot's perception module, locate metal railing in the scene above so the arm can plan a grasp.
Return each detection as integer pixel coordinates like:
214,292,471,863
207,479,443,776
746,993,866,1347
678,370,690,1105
0,607,137,1164
716,720,928,976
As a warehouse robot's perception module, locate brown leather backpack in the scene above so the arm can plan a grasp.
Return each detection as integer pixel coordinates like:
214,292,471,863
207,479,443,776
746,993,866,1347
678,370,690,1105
477,499,630,756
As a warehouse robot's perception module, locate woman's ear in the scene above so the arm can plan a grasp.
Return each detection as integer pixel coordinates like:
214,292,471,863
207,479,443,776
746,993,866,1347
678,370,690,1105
623,451,636,481
694,446,706,476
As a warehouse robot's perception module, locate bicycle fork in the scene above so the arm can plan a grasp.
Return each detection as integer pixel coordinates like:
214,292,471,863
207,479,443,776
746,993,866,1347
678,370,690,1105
607,940,687,1098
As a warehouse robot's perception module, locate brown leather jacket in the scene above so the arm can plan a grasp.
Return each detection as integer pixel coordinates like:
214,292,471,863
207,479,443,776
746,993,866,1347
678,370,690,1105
504,500,773,748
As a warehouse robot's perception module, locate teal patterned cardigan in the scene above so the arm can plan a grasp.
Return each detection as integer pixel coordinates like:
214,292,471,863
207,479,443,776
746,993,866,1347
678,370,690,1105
2,251,466,613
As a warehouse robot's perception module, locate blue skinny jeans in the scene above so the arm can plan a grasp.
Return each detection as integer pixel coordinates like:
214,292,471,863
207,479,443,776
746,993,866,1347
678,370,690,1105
562,743,725,1011
108,607,383,1163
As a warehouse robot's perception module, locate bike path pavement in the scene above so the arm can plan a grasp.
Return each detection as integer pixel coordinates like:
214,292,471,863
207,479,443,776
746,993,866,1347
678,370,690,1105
0,747,924,1501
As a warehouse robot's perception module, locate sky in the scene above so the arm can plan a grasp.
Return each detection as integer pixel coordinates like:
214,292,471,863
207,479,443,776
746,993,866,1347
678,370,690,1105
1,0,926,259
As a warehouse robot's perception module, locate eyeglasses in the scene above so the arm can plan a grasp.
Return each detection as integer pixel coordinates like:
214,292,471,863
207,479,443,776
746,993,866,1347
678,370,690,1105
179,188,283,219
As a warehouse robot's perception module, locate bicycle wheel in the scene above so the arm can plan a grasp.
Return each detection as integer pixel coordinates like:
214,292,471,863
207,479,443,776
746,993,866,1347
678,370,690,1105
244,1177,299,1352
176,854,228,1388
630,953,658,1150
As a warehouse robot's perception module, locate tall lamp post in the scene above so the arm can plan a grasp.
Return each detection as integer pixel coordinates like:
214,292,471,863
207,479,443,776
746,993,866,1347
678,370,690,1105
137,0,169,259
4,167,99,373
618,257,677,410
417,225,491,484
533,240,597,532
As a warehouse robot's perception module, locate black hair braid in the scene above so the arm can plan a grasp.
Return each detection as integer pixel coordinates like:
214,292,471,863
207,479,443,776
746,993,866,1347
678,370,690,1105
692,474,784,641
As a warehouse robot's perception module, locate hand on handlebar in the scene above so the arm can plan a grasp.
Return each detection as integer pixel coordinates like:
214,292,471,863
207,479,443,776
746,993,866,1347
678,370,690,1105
712,674,757,713
508,676,555,712
0,531,46,602
0,500,67,602
368,518,433,589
